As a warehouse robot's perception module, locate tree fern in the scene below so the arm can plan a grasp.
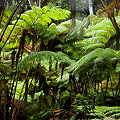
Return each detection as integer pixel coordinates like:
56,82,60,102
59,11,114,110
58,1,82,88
17,51,74,71
95,48,117,62
78,15,120,51
68,48,104,73
89,106,120,119
12,6,70,28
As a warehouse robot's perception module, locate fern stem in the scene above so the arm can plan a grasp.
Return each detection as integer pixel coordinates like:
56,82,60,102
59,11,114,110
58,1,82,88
0,0,7,26
115,72,120,105
0,0,24,43
12,69,30,120
104,77,109,105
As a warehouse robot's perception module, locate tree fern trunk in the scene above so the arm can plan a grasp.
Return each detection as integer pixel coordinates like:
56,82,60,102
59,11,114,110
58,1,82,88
115,73,120,105
104,77,109,105
49,56,52,72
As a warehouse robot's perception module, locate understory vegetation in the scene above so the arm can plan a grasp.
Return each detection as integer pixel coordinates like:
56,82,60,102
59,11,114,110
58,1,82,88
0,0,120,120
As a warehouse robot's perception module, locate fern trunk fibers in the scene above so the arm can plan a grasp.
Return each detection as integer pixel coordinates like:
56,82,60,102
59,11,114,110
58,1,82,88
104,77,109,105
115,73,120,105
70,0,76,27
24,78,29,104
10,80,18,120
16,29,26,66
55,61,58,71
4,97,6,120
81,79,85,94
69,73,72,105
35,63,40,92
84,80,88,96
9,73,18,118
101,82,103,92
94,78,97,93
61,64,64,79
6,86,10,120
78,75,81,93
116,36,120,50
49,56,52,72
11,49,16,68
110,77,114,104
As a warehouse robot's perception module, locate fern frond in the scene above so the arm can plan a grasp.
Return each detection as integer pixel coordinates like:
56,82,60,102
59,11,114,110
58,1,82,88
95,48,117,62
42,6,50,13
64,18,87,43
68,48,104,73
12,20,30,28
82,36,108,44
17,51,74,71
85,30,113,38
32,6,43,16
82,43,105,50
85,17,116,39
68,47,119,74
12,6,70,28
106,109,120,116
110,113,120,119
89,106,120,119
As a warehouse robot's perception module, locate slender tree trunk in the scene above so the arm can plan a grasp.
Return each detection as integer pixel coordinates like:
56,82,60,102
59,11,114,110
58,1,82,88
88,0,93,14
39,0,41,7
28,0,32,9
70,0,76,27
0,0,5,16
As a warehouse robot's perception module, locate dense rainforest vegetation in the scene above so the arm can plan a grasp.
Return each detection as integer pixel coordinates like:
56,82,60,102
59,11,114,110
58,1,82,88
0,0,120,120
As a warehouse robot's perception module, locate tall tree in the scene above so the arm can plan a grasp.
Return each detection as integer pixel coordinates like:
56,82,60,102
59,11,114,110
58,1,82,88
70,0,76,27
88,0,93,14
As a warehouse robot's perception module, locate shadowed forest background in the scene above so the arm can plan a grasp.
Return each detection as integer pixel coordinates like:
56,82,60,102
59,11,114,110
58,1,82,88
0,0,120,120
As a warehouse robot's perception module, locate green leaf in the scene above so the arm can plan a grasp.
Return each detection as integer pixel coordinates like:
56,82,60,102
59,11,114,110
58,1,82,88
68,48,104,73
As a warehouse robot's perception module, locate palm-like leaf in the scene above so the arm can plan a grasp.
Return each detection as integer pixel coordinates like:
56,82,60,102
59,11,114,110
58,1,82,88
18,51,74,71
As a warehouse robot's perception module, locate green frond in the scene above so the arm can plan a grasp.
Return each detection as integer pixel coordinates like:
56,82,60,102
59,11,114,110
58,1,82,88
68,48,104,73
46,10,59,21
42,6,50,13
86,18,113,32
32,6,43,16
64,18,87,43
12,6,70,29
85,17,116,39
56,25,68,33
17,51,74,71
85,30,113,38
58,8,71,18
82,43,105,50
110,113,120,119
24,10,38,20
95,48,117,62
41,14,52,23
20,14,35,23
68,47,119,74
83,36,108,44
106,109,120,116
12,20,30,28
90,106,120,119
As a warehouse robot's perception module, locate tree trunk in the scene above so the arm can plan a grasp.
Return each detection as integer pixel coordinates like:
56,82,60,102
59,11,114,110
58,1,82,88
70,0,76,27
88,0,93,14
39,0,41,7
